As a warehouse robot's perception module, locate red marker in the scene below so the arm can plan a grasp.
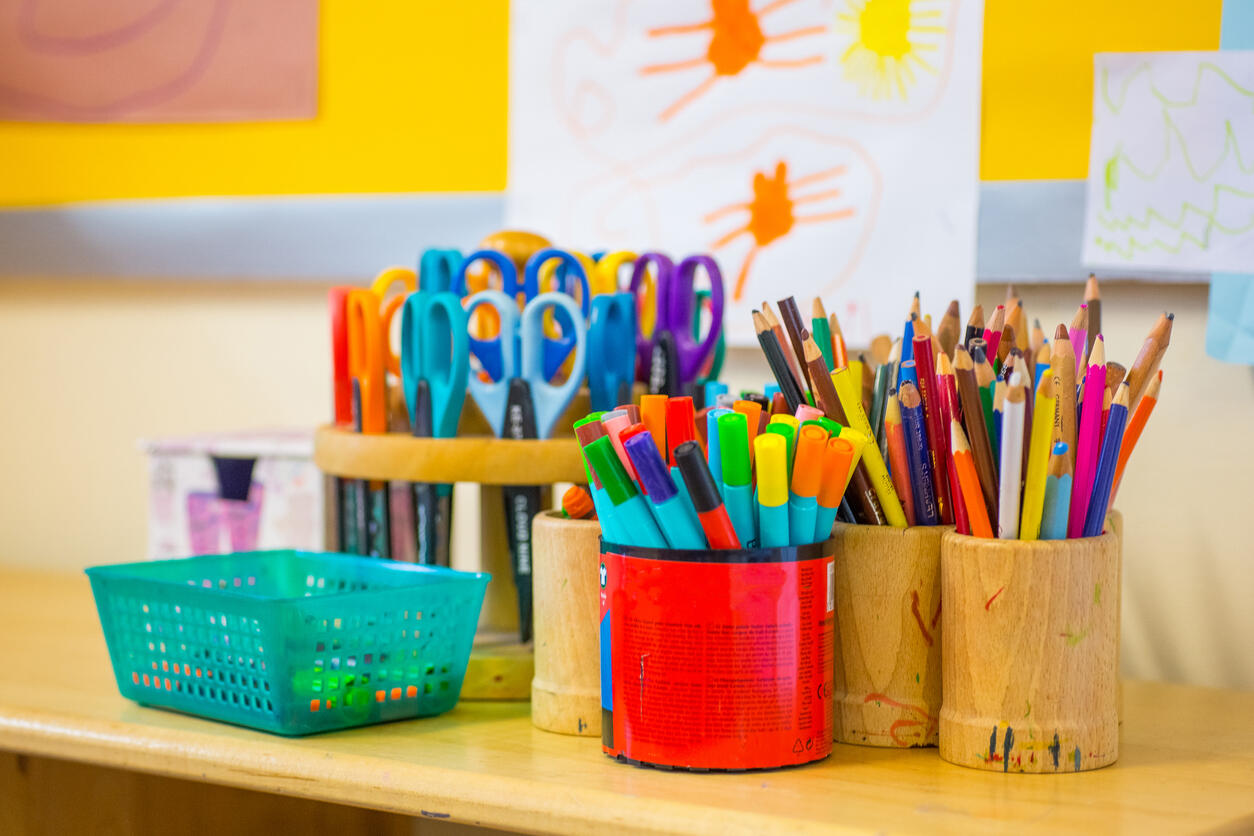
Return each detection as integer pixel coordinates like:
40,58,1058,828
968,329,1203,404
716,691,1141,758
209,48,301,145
665,396,699,465
674,442,742,550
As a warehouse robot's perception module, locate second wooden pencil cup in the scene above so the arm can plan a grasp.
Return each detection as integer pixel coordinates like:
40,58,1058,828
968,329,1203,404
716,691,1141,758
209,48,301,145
830,523,945,747
531,511,603,736
939,530,1120,773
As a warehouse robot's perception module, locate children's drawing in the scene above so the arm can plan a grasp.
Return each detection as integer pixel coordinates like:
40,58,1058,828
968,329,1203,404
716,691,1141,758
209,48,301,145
0,0,317,122
509,0,982,345
1083,52,1254,273
642,0,826,122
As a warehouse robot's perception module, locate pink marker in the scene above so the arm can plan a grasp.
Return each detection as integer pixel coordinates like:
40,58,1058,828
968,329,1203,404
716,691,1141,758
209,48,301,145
795,404,824,423
602,411,646,495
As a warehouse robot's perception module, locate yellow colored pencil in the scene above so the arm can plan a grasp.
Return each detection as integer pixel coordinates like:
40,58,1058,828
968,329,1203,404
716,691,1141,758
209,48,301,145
832,368,907,527
1019,374,1057,541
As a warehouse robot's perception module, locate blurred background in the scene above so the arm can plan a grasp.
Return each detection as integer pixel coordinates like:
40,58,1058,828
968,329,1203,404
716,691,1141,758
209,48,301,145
1,1,1250,690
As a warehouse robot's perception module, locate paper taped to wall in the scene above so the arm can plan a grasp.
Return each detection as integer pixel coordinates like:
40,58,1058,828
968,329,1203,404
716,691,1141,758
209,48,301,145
507,0,982,347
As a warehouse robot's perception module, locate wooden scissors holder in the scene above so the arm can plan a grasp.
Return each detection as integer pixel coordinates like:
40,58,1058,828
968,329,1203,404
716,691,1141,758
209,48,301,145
830,523,946,748
939,529,1120,773
313,394,591,700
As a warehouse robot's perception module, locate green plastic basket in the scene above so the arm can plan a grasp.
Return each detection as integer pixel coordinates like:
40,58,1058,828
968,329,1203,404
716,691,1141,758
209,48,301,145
86,551,489,736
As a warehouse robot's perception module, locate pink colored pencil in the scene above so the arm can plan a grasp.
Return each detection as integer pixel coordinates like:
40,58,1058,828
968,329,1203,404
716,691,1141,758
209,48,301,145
1067,336,1106,538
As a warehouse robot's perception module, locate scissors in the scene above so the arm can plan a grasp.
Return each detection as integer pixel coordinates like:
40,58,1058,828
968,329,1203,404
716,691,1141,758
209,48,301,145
345,288,393,559
417,248,462,293
629,253,726,396
400,291,469,567
455,247,590,382
465,289,586,642
693,288,726,385
587,292,637,411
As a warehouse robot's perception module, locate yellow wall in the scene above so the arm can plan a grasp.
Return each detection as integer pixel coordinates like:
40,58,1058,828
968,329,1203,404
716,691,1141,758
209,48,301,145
0,0,1224,206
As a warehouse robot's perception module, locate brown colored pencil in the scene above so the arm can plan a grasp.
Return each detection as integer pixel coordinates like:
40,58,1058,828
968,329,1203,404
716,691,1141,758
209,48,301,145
1050,323,1077,473
953,345,999,521
1005,300,1026,350
804,338,885,524
761,302,807,398
754,310,806,413
965,304,985,348
1104,361,1127,394
937,300,961,358
859,352,875,414
778,297,814,396
997,324,1016,368
1124,312,1174,409
1084,274,1102,359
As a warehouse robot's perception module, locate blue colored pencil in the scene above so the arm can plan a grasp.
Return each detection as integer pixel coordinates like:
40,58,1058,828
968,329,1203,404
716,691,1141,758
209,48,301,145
898,359,918,390
1040,442,1073,540
899,318,915,387
1083,382,1130,537
898,381,939,525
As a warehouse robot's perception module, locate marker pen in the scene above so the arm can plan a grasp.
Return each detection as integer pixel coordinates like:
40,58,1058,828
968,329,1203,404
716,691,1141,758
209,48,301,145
625,433,706,549
704,381,729,409
795,404,824,424
755,434,790,548
674,441,741,549
574,414,622,542
584,436,667,548
765,421,797,480
733,399,762,462
714,392,737,409
818,416,843,437
814,437,856,543
788,425,828,545
705,408,733,492
717,411,758,547
602,411,641,490
639,394,668,459
665,396,699,464
764,382,781,403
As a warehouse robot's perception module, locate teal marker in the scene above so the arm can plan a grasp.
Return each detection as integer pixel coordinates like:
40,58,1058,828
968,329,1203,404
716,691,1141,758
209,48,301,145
585,437,667,549
573,414,625,543
754,434,790,548
624,432,705,549
706,407,733,493
718,411,758,547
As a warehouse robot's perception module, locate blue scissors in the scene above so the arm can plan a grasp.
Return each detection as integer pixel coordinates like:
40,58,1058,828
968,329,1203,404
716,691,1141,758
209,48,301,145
455,247,590,382
417,248,462,293
587,292,637,411
465,289,586,642
400,291,469,567
629,253,725,396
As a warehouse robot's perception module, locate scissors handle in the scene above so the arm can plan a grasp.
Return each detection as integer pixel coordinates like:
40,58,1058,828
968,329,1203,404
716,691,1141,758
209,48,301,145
401,291,470,440
629,251,675,381
454,248,524,299
668,254,726,386
587,292,637,411
418,248,463,293
464,291,519,438
520,292,586,440
594,250,638,295
524,248,590,380
345,289,387,434
328,286,354,425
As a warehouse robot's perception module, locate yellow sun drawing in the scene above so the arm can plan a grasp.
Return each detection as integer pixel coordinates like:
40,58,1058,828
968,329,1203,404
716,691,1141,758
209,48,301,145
835,0,947,100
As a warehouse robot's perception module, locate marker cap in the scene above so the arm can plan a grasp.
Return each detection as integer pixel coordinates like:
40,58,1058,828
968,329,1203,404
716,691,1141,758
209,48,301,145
665,397,698,465
674,441,722,513
791,425,829,498
624,432,678,504
717,411,751,487
818,437,856,507
585,436,638,506
755,434,788,507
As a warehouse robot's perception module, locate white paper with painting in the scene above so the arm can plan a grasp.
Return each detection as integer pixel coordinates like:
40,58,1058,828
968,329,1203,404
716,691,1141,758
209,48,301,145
1083,51,1254,274
507,0,983,346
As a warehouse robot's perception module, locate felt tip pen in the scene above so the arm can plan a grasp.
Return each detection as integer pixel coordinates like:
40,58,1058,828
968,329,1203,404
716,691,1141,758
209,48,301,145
764,382,781,402
666,396,699,465
795,404,824,424
601,411,641,490
623,432,706,549
573,414,623,543
717,411,758,547
674,441,741,550
639,394,668,458
765,421,797,480
814,436,856,543
755,434,790,548
704,381,729,409
733,399,763,461
584,436,667,549
788,425,827,545
706,407,733,492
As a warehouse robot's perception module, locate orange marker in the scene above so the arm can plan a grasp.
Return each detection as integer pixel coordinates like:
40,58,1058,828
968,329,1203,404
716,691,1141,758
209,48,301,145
788,425,829,545
640,394,668,458
733,399,763,465
813,436,857,541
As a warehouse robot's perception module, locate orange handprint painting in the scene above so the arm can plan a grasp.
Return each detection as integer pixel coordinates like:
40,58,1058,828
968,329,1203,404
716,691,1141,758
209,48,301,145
706,161,856,301
641,0,826,122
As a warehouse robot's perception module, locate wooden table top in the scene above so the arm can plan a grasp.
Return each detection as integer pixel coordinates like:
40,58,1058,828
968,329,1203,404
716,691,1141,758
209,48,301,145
2,568,1252,835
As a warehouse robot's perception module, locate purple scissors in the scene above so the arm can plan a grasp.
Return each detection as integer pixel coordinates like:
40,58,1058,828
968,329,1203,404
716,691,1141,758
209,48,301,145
629,253,725,396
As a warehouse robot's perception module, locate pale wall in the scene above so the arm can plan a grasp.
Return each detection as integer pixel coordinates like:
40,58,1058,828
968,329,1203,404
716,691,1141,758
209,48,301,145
1,278,1249,689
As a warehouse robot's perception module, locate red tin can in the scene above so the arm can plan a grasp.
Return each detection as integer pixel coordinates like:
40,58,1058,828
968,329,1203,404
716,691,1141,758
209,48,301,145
599,540,835,770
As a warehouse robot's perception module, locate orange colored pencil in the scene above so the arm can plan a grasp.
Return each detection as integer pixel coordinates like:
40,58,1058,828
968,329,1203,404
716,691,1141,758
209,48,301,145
951,419,993,538
884,391,917,526
1111,370,1162,502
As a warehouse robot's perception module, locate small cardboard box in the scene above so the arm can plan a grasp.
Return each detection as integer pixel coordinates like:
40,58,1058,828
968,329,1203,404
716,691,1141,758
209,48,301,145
141,429,327,559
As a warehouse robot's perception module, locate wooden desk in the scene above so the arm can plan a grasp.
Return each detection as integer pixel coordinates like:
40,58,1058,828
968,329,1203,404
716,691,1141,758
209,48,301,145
2,569,1253,835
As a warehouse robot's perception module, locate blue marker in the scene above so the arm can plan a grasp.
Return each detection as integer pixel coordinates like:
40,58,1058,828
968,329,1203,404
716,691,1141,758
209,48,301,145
706,407,733,493
624,433,705,549
704,381,729,410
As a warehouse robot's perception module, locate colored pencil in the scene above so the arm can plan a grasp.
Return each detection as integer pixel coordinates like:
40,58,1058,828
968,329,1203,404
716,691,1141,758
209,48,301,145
1112,370,1161,502
954,345,999,521
833,365,907,527
1101,360,1126,438
984,305,1005,365
1084,274,1101,360
884,391,917,526
909,290,921,318
898,381,939,525
938,299,962,358
997,373,1026,539
951,419,993,538
859,353,876,415
912,335,953,524
1084,382,1130,537
753,310,806,413
811,298,835,370
1050,324,1077,474
1124,312,1174,409
1019,374,1056,541
1040,442,1073,540
1068,336,1107,538
935,351,969,535
869,333,893,366
777,296,814,396
761,302,808,402
830,311,850,369
964,304,984,348
1068,303,1089,373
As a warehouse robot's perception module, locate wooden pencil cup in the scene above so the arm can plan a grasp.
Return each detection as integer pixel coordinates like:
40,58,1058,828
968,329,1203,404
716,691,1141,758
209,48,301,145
531,511,603,736
830,523,945,747
939,530,1119,773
